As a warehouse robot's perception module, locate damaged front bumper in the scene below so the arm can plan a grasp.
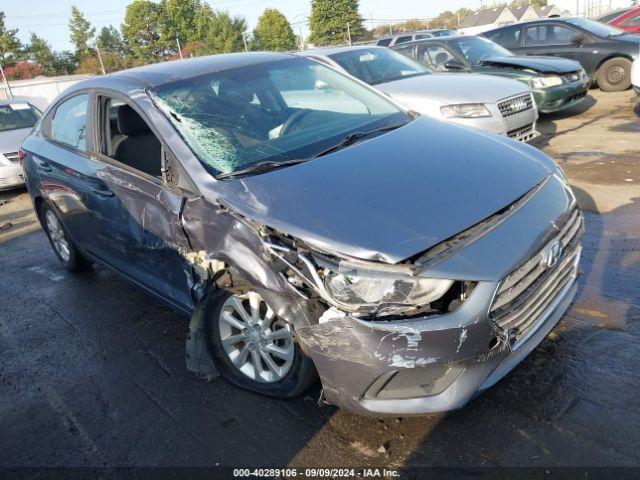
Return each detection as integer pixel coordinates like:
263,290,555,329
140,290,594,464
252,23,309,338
297,266,578,416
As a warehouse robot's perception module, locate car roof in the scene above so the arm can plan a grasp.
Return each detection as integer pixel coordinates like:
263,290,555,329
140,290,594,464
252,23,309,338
303,45,385,57
391,34,469,47
58,52,294,94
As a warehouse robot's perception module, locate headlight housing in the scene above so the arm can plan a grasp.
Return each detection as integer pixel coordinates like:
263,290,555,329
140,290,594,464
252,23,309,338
321,261,454,317
440,103,491,118
530,75,563,89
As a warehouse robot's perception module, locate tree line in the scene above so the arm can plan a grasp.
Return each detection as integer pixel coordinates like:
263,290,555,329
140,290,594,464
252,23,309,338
0,0,547,80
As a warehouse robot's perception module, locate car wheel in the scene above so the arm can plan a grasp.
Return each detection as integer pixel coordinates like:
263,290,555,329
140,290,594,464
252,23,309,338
40,204,91,272
204,289,317,398
597,58,632,92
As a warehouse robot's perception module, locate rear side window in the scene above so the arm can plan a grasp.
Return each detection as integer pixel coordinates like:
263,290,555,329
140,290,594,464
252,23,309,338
524,25,577,46
486,27,521,49
51,94,88,150
376,38,392,47
395,36,413,45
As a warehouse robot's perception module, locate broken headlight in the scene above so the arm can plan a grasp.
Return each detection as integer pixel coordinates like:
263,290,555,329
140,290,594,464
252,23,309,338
321,265,453,317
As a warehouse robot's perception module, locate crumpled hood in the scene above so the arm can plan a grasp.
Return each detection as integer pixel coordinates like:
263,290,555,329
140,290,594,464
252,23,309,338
0,127,31,155
216,117,555,264
478,55,583,74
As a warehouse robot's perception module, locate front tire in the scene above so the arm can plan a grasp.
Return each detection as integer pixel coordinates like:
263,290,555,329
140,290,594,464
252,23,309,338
597,58,632,92
204,289,317,398
40,203,91,272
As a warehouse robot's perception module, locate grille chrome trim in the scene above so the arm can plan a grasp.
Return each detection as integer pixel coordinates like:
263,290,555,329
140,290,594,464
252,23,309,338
490,207,583,347
507,124,538,143
498,93,534,118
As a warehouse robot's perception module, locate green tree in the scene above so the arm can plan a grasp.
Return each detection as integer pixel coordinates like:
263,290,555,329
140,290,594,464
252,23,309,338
96,26,124,55
27,33,55,75
161,0,200,48
201,12,247,55
252,8,296,51
309,0,365,46
51,51,76,75
0,11,22,66
122,0,165,64
69,6,95,63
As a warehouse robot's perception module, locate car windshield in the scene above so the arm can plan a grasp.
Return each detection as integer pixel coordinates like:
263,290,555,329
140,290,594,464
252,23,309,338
567,17,626,37
0,103,41,132
447,36,514,64
328,48,431,85
150,57,408,177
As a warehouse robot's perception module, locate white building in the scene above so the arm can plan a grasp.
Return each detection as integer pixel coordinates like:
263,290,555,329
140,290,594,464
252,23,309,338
0,74,92,110
458,7,519,35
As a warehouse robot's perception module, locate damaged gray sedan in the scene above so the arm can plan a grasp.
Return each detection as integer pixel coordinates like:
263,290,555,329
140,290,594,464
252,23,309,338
21,52,583,415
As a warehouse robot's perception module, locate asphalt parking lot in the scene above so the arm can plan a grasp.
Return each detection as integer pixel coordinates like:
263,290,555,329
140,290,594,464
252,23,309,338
1,89,639,469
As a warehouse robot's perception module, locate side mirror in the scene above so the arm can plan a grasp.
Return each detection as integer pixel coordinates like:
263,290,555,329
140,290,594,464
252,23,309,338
571,34,587,46
444,58,467,71
315,79,331,90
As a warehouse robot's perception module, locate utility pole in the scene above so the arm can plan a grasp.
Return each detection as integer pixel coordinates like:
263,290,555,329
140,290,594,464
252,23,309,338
299,26,304,51
347,22,352,46
94,45,106,75
0,62,13,99
176,37,183,59
242,33,248,52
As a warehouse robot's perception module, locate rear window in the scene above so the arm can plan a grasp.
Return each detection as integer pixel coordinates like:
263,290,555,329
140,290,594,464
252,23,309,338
395,36,413,45
376,38,392,47
0,103,41,132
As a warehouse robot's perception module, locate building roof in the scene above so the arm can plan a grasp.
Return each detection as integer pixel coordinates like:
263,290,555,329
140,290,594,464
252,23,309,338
511,5,535,20
535,5,562,17
460,7,510,28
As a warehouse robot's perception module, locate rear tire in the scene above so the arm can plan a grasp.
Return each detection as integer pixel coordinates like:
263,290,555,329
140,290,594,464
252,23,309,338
203,289,317,398
597,57,632,92
40,203,91,272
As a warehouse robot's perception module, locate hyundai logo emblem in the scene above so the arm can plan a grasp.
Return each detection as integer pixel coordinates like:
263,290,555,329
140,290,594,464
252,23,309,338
543,241,563,269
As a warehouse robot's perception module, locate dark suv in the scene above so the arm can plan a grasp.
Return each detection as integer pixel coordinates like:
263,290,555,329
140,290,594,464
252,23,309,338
485,17,640,91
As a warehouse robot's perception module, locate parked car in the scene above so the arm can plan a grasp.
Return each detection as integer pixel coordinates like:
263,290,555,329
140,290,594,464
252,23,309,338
21,52,583,416
375,29,456,47
393,35,589,114
596,6,640,34
0,99,41,190
632,58,640,94
484,17,640,91
302,46,539,142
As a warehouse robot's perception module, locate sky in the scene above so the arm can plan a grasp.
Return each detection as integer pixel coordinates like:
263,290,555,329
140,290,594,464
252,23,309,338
1,0,487,52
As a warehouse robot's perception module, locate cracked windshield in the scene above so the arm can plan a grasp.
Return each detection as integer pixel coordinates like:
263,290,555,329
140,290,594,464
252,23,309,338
151,57,406,176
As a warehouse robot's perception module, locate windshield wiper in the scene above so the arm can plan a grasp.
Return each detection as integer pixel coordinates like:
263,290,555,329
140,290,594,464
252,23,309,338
216,158,308,180
313,121,409,158
216,121,408,180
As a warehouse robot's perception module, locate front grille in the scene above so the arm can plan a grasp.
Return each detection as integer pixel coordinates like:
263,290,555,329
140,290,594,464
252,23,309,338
562,71,583,83
3,151,19,163
490,207,583,347
498,93,534,118
507,124,537,143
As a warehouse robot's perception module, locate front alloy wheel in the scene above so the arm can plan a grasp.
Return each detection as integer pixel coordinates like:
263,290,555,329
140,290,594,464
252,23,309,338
218,292,295,383
204,289,317,398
